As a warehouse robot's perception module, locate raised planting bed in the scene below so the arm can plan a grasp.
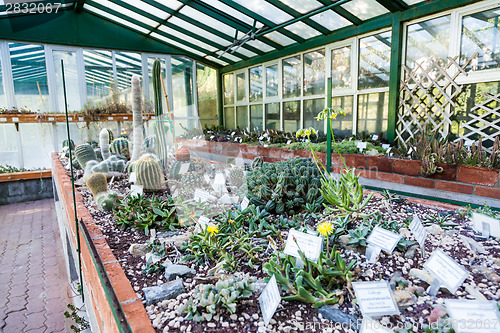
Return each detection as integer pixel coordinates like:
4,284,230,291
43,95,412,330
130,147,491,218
178,139,500,207
0,169,53,205
52,154,154,333
53,151,500,333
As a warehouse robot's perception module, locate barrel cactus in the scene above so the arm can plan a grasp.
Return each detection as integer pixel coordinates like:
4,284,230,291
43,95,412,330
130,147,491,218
110,138,130,159
143,136,156,154
85,172,107,198
135,155,164,191
75,143,97,168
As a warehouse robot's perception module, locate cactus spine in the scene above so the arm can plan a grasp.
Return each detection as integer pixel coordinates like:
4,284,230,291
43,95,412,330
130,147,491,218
135,156,164,191
110,138,130,158
100,128,111,159
75,143,97,168
131,74,143,162
152,59,169,171
85,172,108,198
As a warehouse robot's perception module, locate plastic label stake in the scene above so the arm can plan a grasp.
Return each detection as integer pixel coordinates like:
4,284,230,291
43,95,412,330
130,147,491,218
366,244,382,263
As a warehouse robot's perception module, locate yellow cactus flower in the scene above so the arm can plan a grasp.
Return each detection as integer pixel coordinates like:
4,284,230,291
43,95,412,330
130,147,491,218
207,224,219,236
228,219,235,224
317,222,334,236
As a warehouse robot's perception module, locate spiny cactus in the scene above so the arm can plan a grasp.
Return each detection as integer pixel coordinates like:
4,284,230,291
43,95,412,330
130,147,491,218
110,138,130,159
131,74,143,162
91,156,125,176
229,168,245,188
85,172,107,198
135,155,164,191
143,136,156,154
62,139,74,150
169,160,195,180
100,128,111,160
251,157,263,169
106,129,114,143
96,192,118,211
152,59,169,170
75,144,97,168
180,171,202,197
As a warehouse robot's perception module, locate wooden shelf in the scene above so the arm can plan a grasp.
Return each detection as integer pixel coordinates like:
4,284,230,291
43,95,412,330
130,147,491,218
0,170,52,182
0,113,156,124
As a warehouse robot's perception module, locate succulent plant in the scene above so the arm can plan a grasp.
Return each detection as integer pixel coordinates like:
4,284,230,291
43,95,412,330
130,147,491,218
152,59,169,170
62,139,74,150
96,192,118,211
135,155,164,191
229,168,245,188
91,156,126,176
74,143,97,168
131,74,143,162
251,157,263,169
180,171,202,197
99,128,111,160
110,138,130,159
85,172,107,198
143,135,156,154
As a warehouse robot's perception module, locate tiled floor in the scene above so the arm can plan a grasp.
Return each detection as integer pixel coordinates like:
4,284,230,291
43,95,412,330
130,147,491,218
0,199,71,332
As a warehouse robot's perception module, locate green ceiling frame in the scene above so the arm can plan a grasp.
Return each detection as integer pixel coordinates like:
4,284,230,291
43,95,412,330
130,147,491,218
316,0,362,25
220,0,481,73
374,0,408,13
0,10,222,69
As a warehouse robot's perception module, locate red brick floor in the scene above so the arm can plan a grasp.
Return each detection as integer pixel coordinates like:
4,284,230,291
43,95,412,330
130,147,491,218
0,199,71,332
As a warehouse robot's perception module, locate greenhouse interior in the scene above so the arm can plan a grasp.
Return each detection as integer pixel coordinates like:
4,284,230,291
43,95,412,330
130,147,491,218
1,0,500,332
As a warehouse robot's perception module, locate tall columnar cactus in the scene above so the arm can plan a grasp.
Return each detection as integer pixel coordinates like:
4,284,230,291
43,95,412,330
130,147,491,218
110,138,130,158
152,59,169,171
131,74,143,162
75,143,97,168
135,156,164,191
85,172,108,198
100,128,111,160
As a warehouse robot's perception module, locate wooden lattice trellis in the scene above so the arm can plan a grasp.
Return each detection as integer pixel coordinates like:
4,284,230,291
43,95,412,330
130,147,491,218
396,54,478,148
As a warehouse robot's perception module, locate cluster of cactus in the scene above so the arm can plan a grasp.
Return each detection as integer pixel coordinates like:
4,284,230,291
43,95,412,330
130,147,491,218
96,192,118,211
264,245,356,308
134,155,164,191
246,157,323,215
110,138,130,159
142,136,156,154
179,171,203,197
90,156,126,176
169,160,195,180
229,168,245,188
99,128,111,159
177,275,255,322
74,144,97,168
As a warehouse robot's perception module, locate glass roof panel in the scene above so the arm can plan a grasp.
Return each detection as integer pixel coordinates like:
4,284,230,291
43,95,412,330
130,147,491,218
403,0,425,5
91,0,158,28
264,31,296,46
245,40,275,53
232,0,293,24
215,51,241,63
84,4,150,34
149,0,183,11
167,17,231,47
285,22,321,39
311,10,352,31
279,0,323,14
179,6,236,37
120,0,170,20
205,55,229,66
232,47,257,58
341,0,389,21
150,32,207,57
157,26,220,53
200,0,264,28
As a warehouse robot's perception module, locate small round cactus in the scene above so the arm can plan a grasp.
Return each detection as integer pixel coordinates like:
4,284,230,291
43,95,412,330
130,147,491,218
85,172,107,198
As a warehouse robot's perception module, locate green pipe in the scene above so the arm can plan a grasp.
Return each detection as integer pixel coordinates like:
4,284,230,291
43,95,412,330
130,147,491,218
61,59,84,303
326,77,332,173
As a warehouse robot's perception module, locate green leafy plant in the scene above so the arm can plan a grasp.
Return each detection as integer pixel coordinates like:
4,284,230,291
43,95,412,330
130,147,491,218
142,239,168,275
423,213,458,230
380,189,406,205
264,244,356,308
64,304,90,333
177,275,255,322
113,194,179,234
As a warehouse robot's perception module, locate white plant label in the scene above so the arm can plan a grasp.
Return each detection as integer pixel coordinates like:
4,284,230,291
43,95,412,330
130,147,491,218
123,116,128,120
357,142,368,151
241,197,250,210
203,174,211,183
193,188,210,203
409,215,427,246
12,117,19,122
283,229,323,263
352,281,400,317
367,226,401,254
130,184,143,196
178,163,191,175
0,118,6,122
258,275,281,327
129,172,137,183
68,117,72,121
79,117,84,121
195,216,210,233
151,116,156,120
108,117,113,120
472,212,500,238
372,134,379,141
445,299,500,333
423,248,469,294
214,173,225,185
48,117,55,121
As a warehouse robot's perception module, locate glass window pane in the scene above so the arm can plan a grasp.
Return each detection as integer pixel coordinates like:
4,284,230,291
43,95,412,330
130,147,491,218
304,49,325,96
19,123,54,169
224,107,235,129
311,11,351,31
283,56,301,99
84,50,114,105
250,104,263,131
200,118,218,129
0,124,20,168
0,56,5,108
461,7,500,71
331,96,353,138
236,105,248,130
236,72,246,102
331,46,351,89
359,31,391,89
115,51,143,107
171,56,195,118
9,43,49,112
197,64,218,123
266,65,278,97
53,50,81,113
249,66,263,102
285,22,321,39
283,100,300,133
265,102,280,130
231,0,292,25
357,92,388,137
304,98,324,133
406,16,451,71
148,57,168,115
279,0,322,14
341,0,389,21
223,74,234,105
